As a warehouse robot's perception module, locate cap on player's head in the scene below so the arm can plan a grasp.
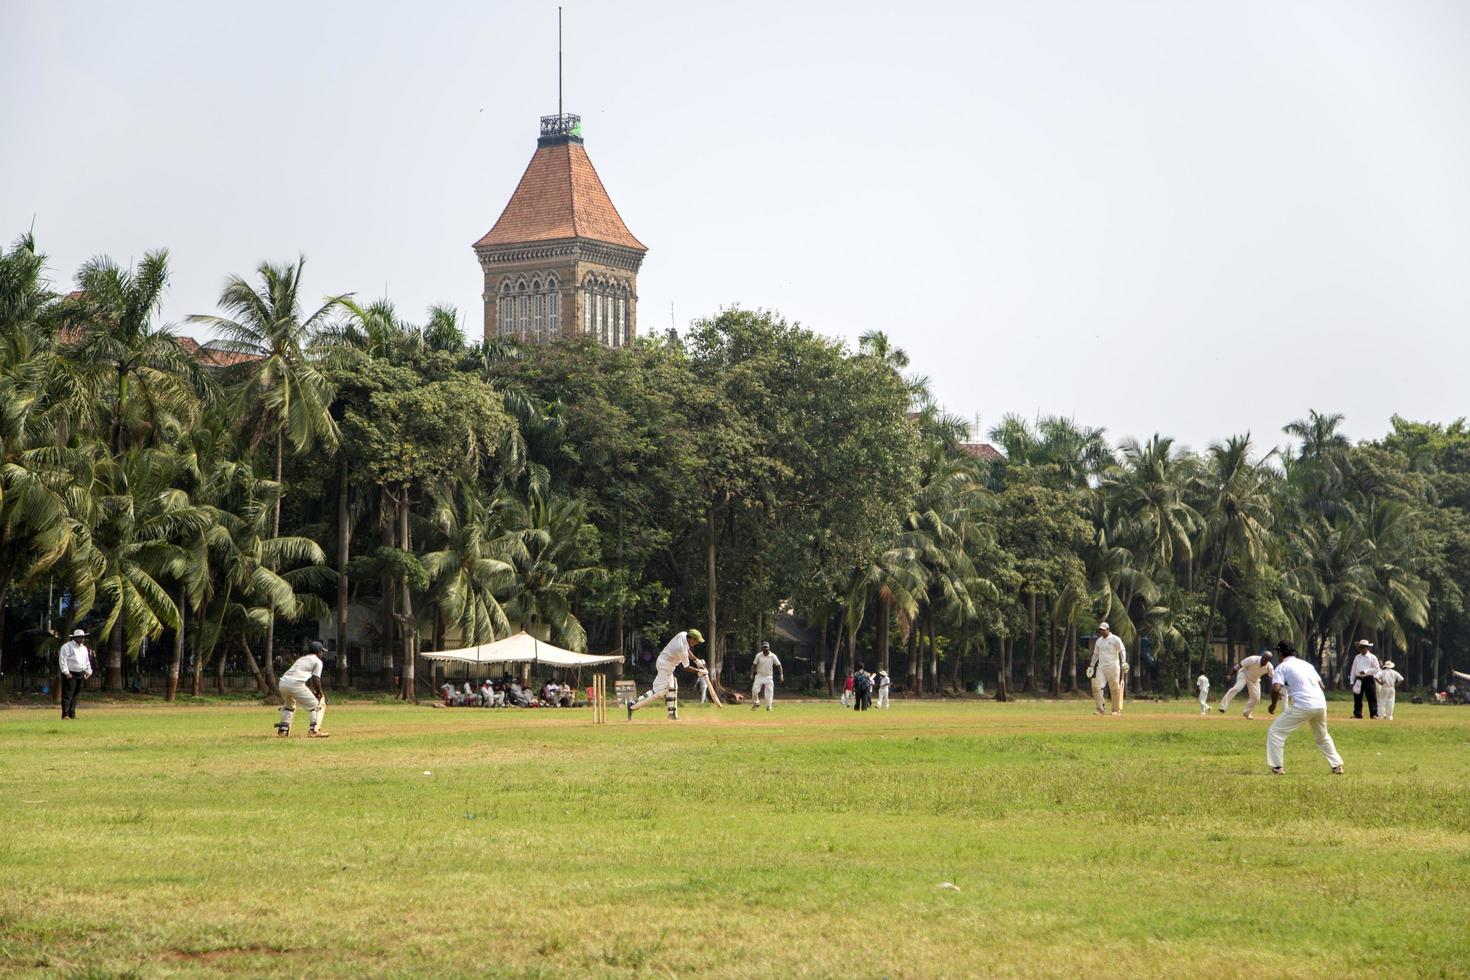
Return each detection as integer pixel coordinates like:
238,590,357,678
1275,639,1296,657
761,641,771,651
1098,621,1110,632
687,628,704,645
309,640,325,653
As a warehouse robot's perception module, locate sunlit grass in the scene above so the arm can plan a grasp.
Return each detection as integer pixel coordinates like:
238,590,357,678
1,699,1467,977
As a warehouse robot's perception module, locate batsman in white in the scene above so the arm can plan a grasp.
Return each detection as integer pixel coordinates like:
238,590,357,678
628,629,706,720
1196,673,1210,715
1218,650,1273,719
751,641,783,711
1086,622,1127,716
1375,660,1404,720
1265,639,1343,775
275,640,330,738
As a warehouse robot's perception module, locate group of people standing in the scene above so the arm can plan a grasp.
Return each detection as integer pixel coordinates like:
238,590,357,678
840,667,890,710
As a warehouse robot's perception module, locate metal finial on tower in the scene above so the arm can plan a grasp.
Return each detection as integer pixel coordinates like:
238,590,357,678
558,6,563,118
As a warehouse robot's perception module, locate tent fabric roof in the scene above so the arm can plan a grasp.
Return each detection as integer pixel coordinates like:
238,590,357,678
473,141,647,252
420,631,621,667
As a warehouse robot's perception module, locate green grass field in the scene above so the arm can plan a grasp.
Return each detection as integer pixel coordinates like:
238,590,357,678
2,698,1468,978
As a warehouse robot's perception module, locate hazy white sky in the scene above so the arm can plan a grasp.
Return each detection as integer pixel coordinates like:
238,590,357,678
5,0,1468,452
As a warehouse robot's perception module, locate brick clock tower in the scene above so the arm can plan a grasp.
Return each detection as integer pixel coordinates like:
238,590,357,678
474,113,647,346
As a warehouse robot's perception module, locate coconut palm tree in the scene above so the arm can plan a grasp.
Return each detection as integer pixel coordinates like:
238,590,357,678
1196,435,1276,677
188,257,343,683
421,481,515,649
496,477,602,652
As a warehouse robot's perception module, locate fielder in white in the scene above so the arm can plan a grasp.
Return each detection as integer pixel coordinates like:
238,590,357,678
628,629,706,720
275,641,330,738
1375,660,1404,720
1265,640,1343,775
875,669,891,708
1218,651,1273,719
1196,673,1210,715
751,641,783,711
1086,622,1127,715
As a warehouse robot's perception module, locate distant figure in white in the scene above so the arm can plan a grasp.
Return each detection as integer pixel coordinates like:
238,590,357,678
1266,640,1343,775
1349,639,1382,719
1218,651,1274,719
1196,673,1210,715
1375,660,1404,720
751,641,783,711
1086,622,1128,716
276,640,330,738
696,673,711,703
628,629,706,720
875,669,891,708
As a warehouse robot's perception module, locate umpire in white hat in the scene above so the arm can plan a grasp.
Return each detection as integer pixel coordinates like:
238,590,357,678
1349,639,1381,719
58,628,93,720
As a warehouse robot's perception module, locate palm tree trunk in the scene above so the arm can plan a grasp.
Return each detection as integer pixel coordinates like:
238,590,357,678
876,600,890,674
381,487,396,689
908,625,920,695
215,647,226,696
106,622,124,691
167,589,185,702
927,608,938,691
827,622,843,694
1025,590,1037,693
1198,546,1229,679
263,429,285,693
1065,619,1078,693
239,638,270,694
706,504,721,681
336,456,351,688
399,493,417,704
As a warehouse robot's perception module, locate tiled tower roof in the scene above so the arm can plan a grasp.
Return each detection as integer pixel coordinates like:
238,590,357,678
474,139,646,252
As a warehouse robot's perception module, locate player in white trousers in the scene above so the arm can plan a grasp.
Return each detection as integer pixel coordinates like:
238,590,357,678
1219,651,1273,719
1196,673,1210,715
875,669,891,708
628,629,705,720
1375,660,1404,720
275,641,330,738
1265,640,1343,775
750,642,783,711
1086,622,1127,715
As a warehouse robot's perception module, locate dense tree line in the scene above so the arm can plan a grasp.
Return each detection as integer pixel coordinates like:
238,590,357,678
3,232,1467,700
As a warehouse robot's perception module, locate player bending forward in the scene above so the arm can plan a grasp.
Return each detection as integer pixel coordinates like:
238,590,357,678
1266,640,1342,775
1219,650,1273,719
628,629,705,720
751,641,783,711
275,641,331,738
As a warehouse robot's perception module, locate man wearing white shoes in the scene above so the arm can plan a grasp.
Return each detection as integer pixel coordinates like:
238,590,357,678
275,641,330,738
1086,622,1127,715
750,641,783,711
1375,660,1404,720
1218,651,1273,719
1265,640,1342,775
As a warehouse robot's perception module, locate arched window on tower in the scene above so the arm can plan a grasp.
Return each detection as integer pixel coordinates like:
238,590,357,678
531,277,543,341
546,275,560,337
499,280,513,336
583,280,592,335
616,293,627,347
516,278,529,336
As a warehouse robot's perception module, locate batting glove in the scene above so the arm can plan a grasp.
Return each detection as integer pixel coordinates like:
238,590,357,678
1085,667,1094,679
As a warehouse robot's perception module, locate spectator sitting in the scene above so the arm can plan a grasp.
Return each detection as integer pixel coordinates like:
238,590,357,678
463,681,478,706
558,684,575,707
508,681,532,707
440,681,456,706
480,679,494,707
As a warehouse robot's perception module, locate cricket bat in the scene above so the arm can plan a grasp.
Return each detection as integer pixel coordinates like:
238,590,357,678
704,672,723,707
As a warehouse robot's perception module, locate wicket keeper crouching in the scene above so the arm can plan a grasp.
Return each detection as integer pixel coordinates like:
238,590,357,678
628,629,705,720
275,640,331,738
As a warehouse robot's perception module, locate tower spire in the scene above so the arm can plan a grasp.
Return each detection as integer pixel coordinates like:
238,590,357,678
557,6,563,118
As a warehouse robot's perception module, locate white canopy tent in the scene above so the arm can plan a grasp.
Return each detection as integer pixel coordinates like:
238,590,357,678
420,631,621,669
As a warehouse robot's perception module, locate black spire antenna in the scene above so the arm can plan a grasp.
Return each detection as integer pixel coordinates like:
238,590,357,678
557,6,563,118
539,7,581,144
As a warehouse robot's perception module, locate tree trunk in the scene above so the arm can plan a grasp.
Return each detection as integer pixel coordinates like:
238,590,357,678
263,429,285,693
336,455,351,688
876,600,890,674
706,505,720,681
1025,590,1037,693
106,621,124,691
927,608,938,691
167,588,185,702
994,635,1010,701
215,646,226,695
827,622,843,695
381,487,396,689
399,493,417,704
908,624,920,695
1198,546,1229,679
239,638,271,695
1065,620,1077,693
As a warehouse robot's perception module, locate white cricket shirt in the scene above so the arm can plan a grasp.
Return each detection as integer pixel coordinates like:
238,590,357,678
1236,656,1272,683
281,654,324,685
1272,658,1326,710
58,640,92,674
753,652,781,679
656,632,694,672
1377,669,1403,689
1196,675,1209,695
1092,634,1126,669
